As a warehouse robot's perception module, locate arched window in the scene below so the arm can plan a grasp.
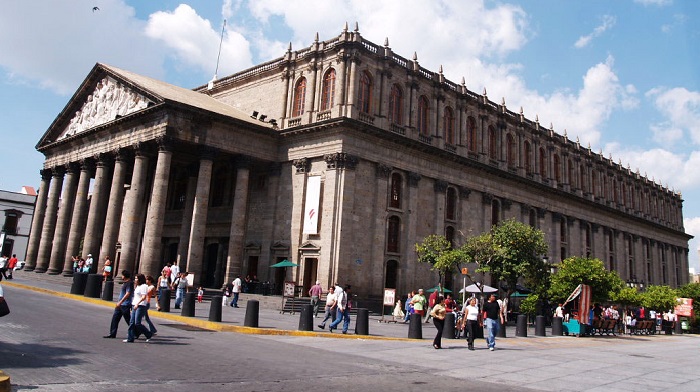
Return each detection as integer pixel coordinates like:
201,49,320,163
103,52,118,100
445,226,455,247
445,187,456,220
553,154,561,182
506,133,515,169
390,173,402,209
417,96,430,135
444,107,455,145
320,69,336,111
358,71,372,114
388,84,403,125
524,141,532,174
580,165,586,193
568,159,574,187
387,216,401,253
292,77,306,117
467,116,477,152
539,147,547,178
592,170,598,197
488,126,497,159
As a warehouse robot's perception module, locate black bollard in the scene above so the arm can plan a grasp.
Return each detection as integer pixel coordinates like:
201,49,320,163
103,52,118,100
444,312,456,339
159,289,171,312
675,320,683,334
209,295,223,322
516,314,528,337
299,304,313,331
181,292,196,317
535,315,546,336
551,316,563,336
497,318,506,338
102,280,114,301
245,299,259,328
70,272,88,295
408,313,423,339
355,308,369,335
84,274,103,298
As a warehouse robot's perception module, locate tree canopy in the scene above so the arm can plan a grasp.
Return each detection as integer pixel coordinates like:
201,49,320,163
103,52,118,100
548,256,624,303
415,234,461,284
640,285,678,311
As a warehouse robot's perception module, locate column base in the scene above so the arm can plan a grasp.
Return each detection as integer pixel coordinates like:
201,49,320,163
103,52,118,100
24,266,36,272
62,270,75,277
34,268,47,273
47,269,62,275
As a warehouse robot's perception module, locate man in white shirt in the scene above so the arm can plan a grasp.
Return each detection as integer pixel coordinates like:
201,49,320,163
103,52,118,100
230,275,242,308
84,254,94,273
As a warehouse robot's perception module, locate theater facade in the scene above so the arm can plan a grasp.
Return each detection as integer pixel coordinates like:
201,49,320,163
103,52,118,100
25,26,691,299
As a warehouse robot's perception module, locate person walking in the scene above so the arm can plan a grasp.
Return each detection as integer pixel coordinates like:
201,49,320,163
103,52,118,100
0,255,8,281
156,270,170,311
424,286,439,323
483,294,504,351
430,296,446,349
317,286,337,329
411,289,427,318
103,270,133,339
463,297,481,350
309,280,323,318
173,271,188,309
125,274,153,343
403,291,414,323
230,275,242,307
169,262,180,286
329,285,351,334
143,275,158,336
6,254,18,279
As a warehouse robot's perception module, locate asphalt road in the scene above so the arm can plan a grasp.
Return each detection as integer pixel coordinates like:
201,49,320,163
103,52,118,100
0,285,528,392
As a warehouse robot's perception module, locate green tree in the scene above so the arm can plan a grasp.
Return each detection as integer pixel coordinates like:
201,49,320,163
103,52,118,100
519,293,539,318
610,287,642,307
415,234,459,285
548,256,624,304
677,283,700,327
640,285,677,312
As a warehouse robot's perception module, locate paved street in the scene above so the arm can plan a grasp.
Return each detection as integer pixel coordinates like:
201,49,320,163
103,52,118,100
1,273,700,391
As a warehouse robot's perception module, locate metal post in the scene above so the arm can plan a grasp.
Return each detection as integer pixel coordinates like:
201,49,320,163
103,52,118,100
245,299,259,328
209,295,222,322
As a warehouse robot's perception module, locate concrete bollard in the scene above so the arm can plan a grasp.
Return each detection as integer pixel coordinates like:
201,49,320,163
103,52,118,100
84,274,102,298
516,314,528,337
101,280,114,302
408,313,422,339
181,292,196,317
551,317,563,336
535,315,546,336
675,320,683,334
159,289,171,312
245,299,259,328
444,312,456,339
70,272,88,295
299,304,313,331
355,308,369,335
209,295,222,322
497,319,506,338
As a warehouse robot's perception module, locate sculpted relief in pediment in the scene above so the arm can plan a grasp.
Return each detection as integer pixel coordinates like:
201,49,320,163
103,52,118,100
58,76,152,140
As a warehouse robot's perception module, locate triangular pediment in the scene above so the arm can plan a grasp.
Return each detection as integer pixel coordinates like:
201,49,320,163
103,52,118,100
299,241,320,252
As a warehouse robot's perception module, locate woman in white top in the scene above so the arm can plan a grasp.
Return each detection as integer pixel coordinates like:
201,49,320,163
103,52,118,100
125,274,154,343
463,297,481,350
156,270,170,311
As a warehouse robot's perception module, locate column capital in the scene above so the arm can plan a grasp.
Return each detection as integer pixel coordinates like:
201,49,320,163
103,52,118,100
79,158,95,172
408,172,421,187
434,180,448,193
199,146,218,161
376,163,391,178
233,155,252,170
65,162,81,174
40,168,53,180
458,186,471,199
324,152,358,170
52,166,66,177
155,135,174,152
293,158,309,174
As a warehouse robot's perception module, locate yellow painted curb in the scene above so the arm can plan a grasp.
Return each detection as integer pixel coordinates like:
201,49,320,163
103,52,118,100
0,370,10,392
2,281,417,342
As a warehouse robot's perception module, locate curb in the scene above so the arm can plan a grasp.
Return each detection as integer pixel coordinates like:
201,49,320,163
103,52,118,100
2,281,416,342
0,370,9,392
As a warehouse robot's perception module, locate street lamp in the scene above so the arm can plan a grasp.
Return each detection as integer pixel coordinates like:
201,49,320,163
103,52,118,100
626,275,639,289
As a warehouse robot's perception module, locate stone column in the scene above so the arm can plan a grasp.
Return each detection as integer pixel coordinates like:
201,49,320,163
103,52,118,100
225,157,251,284
336,52,347,116
35,167,65,273
82,156,112,264
434,180,447,236
62,160,94,275
98,151,129,271
176,168,198,266
118,148,150,273
139,139,173,277
345,55,358,117
24,169,52,271
371,164,390,290
404,172,421,290
48,164,80,274
186,152,215,284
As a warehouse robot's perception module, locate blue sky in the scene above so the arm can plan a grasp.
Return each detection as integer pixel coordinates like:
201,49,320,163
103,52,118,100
1,0,699,271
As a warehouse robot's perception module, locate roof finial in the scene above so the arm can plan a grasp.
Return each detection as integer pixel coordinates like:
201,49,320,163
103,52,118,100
384,37,389,47
354,21,359,32
588,142,591,150
461,76,466,86
413,51,418,61
564,129,568,138
343,21,348,32
287,42,292,52
519,106,524,115
535,114,539,124
439,65,443,74
315,32,319,42
549,122,554,130
483,87,487,96
501,97,506,106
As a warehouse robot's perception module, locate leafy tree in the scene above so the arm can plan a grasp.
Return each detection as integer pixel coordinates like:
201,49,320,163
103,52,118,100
548,256,624,304
640,285,677,312
610,287,642,307
677,283,700,327
415,234,459,285
519,293,539,317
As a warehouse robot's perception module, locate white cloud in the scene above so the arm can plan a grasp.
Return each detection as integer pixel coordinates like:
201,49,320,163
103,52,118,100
574,15,616,49
634,0,673,6
646,87,700,146
145,4,253,79
683,216,700,270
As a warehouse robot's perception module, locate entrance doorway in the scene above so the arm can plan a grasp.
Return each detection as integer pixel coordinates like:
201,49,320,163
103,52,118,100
203,243,219,288
273,257,287,295
385,259,399,289
302,258,318,295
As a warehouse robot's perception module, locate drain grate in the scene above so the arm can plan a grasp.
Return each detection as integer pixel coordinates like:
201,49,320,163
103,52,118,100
160,323,214,332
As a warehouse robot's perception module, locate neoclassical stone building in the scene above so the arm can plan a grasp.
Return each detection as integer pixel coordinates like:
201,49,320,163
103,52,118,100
26,26,691,299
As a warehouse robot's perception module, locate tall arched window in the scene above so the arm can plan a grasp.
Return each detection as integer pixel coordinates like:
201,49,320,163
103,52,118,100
388,84,403,125
553,154,561,182
467,116,477,152
506,133,515,169
292,77,306,117
358,71,372,114
320,69,336,111
444,107,455,145
387,216,401,253
445,187,456,220
488,125,497,159
524,141,532,174
592,171,598,197
417,96,430,135
568,159,574,187
390,173,402,209
580,165,587,193
539,147,547,178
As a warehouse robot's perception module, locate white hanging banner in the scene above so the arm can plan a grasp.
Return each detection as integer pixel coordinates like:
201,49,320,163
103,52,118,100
302,176,321,234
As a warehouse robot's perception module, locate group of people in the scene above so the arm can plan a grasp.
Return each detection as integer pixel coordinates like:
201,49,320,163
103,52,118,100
0,254,18,280
71,254,94,273
103,269,158,343
316,283,352,334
